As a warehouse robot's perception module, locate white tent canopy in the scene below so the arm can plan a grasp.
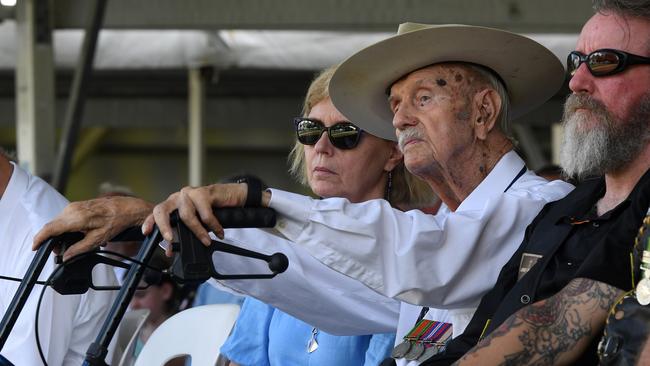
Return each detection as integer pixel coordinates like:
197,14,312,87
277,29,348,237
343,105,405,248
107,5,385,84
0,20,578,70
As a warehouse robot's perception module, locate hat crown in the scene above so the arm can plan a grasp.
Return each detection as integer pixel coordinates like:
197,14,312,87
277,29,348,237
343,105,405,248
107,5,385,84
329,22,565,142
396,22,434,35
396,22,465,35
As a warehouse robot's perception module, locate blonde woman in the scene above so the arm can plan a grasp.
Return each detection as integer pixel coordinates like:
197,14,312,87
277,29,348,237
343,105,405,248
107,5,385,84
219,66,433,365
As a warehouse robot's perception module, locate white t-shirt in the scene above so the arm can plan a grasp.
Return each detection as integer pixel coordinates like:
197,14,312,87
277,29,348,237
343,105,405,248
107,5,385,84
0,163,118,365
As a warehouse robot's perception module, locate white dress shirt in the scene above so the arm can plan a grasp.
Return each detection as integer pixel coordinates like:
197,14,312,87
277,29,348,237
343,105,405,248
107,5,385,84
268,151,573,308
211,226,470,366
211,228,401,335
0,163,118,366
210,151,573,365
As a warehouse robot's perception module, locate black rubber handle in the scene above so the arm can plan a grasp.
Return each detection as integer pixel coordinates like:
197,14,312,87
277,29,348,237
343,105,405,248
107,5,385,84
109,207,276,243
171,207,277,229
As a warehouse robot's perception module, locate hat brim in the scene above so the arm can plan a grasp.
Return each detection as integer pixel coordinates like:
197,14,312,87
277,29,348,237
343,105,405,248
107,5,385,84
330,24,566,141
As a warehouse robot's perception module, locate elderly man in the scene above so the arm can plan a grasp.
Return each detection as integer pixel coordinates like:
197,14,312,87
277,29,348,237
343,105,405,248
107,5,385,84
35,25,573,365
0,149,117,365
417,1,650,365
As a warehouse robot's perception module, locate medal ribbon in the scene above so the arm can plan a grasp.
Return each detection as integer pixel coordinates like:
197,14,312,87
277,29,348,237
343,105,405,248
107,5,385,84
635,213,650,285
405,319,435,340
633,210,650,306
404,319,452,344
420,321,452,345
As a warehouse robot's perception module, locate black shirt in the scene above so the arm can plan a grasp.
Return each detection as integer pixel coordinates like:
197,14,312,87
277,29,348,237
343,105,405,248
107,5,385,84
422,168,650,365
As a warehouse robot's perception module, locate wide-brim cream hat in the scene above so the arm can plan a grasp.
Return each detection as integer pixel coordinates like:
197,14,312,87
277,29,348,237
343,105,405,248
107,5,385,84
329,23,565,141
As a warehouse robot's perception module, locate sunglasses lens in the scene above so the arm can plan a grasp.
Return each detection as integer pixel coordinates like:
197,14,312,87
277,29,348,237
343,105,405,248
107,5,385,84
296,119,324,145
329,123,361,149
567,53,582,76
588,51,621,76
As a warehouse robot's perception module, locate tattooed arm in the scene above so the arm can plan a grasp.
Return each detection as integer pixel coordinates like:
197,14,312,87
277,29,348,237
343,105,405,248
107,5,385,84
639,338,650,366
454,278,623,366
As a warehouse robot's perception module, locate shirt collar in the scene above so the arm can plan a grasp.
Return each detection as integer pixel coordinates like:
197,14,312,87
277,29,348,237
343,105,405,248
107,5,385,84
556,176,606,222
557,166,650,224
0,162,28,215
456,150,526,212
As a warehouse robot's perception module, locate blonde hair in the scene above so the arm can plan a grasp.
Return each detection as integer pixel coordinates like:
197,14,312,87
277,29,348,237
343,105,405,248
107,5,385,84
288,66,434,207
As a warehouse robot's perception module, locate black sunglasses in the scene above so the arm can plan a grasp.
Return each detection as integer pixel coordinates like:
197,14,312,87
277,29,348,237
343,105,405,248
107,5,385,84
567,49,650,77
294,117,363,150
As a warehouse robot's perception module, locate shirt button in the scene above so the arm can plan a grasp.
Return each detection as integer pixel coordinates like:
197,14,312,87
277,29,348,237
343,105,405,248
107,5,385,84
520,294,531,304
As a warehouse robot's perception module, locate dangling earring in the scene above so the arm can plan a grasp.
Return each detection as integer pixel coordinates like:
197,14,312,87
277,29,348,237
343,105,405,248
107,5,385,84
385,170,392,201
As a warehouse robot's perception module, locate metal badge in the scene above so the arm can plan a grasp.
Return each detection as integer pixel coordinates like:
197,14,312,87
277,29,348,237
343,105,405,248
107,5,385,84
636,277,650,306
404,342,425,360
518,253,543,280
390,340,412,359
417,345,444,363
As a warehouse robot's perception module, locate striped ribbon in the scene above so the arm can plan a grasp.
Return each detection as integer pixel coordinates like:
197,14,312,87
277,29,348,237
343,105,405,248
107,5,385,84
405,319,452,345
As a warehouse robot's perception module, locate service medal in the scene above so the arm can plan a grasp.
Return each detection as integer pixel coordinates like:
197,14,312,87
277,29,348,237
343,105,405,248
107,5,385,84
417,345,444,363
636,277,650,306
404,342,425,360
390,340,412,358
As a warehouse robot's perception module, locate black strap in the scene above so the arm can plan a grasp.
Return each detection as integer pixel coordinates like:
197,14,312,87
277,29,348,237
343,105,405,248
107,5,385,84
239,178,262,207
416,306,430,323
504,165,527,193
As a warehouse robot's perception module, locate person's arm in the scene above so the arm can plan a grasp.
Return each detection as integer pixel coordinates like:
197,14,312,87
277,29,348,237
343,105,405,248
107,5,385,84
32,196,154,260
147,185,400,334
143,179,572,308
210,228,401,335
265,187,572,308
455,278,623,366
638,337,650,366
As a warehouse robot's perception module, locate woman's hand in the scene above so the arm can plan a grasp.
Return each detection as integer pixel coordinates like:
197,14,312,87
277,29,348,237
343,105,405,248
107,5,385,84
142,183,249,248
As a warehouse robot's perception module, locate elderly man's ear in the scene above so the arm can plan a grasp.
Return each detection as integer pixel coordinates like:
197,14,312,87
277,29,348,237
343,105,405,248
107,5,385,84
472,89,501,141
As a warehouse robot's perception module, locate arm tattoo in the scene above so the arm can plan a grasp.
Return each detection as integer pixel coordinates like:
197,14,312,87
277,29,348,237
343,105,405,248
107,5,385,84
456,278,623,365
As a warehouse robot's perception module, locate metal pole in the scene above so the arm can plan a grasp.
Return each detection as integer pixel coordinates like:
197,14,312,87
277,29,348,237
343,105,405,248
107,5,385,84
188,67,210,187
15,0,55,178
52,0,108,193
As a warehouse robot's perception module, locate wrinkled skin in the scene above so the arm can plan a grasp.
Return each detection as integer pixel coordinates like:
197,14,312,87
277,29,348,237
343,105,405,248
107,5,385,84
389,64,510,210
33,196,153,260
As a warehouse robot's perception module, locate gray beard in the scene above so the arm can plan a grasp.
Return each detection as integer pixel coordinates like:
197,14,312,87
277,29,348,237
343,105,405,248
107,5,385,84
559,93,650,179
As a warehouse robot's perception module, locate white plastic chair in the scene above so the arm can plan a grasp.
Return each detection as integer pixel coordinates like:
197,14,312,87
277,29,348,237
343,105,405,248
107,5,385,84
133,304,240,366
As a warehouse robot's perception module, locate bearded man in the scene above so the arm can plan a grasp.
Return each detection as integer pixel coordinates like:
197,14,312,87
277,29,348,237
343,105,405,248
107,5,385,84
419,0,650,364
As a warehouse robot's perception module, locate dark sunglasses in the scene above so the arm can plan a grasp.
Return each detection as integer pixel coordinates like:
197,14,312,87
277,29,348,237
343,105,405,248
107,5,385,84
294,117,363,150
567,49,650,77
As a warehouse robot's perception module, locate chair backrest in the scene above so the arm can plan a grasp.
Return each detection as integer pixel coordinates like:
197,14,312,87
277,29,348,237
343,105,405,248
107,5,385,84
134,304,240,366
113,309,150,366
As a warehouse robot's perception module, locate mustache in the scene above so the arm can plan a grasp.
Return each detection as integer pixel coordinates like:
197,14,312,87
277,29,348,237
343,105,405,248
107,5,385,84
397,128,425,152
563,93,609,121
